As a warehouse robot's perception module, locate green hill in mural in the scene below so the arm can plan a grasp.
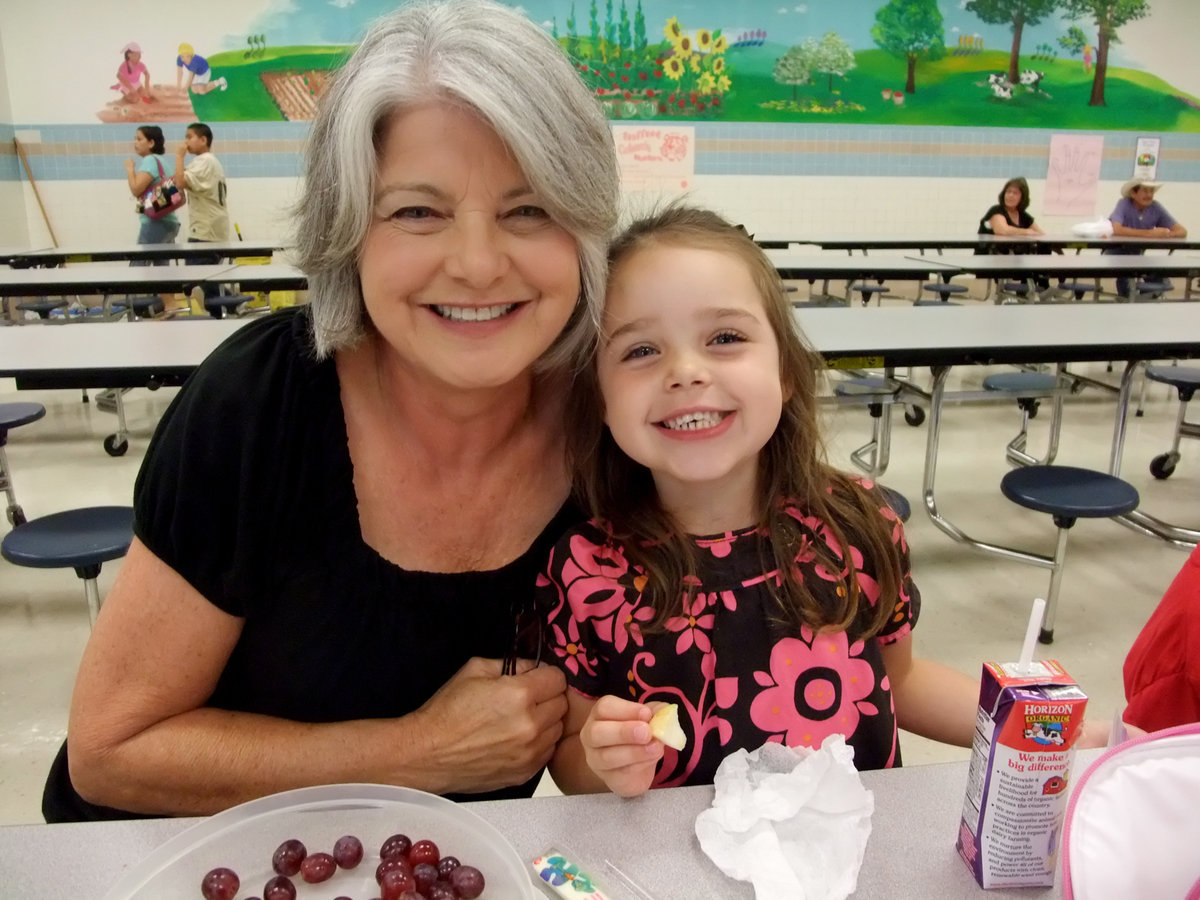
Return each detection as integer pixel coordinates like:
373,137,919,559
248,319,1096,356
699,47,1200,130
188,47,349,121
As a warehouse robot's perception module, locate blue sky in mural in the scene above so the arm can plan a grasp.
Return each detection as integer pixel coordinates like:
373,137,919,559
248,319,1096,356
242,0,1140,66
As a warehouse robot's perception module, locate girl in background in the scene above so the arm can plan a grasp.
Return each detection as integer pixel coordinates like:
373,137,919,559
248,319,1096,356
539,206,979,797
115,42,153,105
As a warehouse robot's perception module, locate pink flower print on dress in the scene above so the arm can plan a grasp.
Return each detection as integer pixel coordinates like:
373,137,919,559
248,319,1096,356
748,628,880,750
696,529,744,559
664,591,715,655
547,614,595,677
562,536,632,624
610,597,655,652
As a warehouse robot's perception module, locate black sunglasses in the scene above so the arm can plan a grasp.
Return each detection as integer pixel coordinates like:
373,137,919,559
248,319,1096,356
501,599,545,676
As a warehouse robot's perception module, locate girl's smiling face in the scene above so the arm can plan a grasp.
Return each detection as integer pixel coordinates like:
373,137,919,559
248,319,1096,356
598,242,784,533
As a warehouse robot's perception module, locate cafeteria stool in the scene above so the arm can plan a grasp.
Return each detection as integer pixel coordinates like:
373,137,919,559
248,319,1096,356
1,506,134,627
125,295,164,319
1000,466,1139,644
0,402,46,527
16,298,67,320
878,485,911,522
982,370,1065,467
849,282,888,306
204,292,256,319
1058,280,1098,301
834,377,900,477
913,299,961,307
920,281,967,303
1144,365,1200,480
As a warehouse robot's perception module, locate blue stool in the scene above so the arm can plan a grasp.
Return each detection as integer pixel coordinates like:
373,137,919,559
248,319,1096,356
204,293,256,319
1,506,134,627
1058,280,1098,301
16,298,68,320
126,295,164,319
0,402,47,527
1000,466,1139,643
1144,365,1200,480
913,299,961,307
982,371,1065,467
996,281,1035,304
878,485,911,522
920,282,967,303
849,282,888,306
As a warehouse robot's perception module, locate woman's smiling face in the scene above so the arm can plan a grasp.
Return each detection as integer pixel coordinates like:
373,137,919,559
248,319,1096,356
357,104,581,394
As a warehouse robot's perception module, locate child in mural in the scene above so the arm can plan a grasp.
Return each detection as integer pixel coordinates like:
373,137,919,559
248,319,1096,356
177,44,228,94
113,42,154,105
1083,45,1094,73
537,205,982,797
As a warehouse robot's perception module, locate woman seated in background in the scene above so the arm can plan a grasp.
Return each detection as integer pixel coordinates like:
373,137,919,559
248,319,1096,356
977,176,1053,299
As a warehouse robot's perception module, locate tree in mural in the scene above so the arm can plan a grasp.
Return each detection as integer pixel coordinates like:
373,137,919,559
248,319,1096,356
812,31,856,93
871,0,946,94
964,0,1059,87
605,0,616,52
633,0,647,53
1057,24,1087,59
589,0,600,53
773,41,815,101
1062,0,1149,107
566,3,578,55
619,0,631,55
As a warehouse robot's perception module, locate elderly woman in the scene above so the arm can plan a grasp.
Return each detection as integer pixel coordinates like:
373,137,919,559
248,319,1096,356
45,0,618,821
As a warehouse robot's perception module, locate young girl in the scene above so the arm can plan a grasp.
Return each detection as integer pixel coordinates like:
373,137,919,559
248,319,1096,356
537,205,979,798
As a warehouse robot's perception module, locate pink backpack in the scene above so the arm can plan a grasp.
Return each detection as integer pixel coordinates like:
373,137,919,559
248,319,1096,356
1062,723,1200,899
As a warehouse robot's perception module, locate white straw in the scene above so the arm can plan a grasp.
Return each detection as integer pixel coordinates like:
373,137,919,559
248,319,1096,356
1017,597,1046,674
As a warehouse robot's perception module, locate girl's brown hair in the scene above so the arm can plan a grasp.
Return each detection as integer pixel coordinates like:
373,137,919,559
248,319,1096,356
567,205,903,641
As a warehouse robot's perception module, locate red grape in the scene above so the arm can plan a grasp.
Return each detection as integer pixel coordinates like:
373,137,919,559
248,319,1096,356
263,874,297,900
379,832,412,860
333,834,364,869
437,855,461,879
427,883,458,900
271,838,307,876
408,838,440,867
299,851,336,883
451,864,486,899
200,867,239,900
376,854,413,884
412,861,439,893
380,867,417,900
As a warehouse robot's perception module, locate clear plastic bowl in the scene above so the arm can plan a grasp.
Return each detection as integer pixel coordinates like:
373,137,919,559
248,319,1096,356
103,783,537,899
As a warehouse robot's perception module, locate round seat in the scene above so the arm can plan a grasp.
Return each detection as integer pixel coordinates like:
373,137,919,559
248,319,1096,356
16,298,67,319
1146,365,1200,401
1000,466,1138,521
914,299,961,307
0,402,46,436
922,282,967,297
878,485,911,522
204,293,256,318
127,295,164,318
983,372,1059,394
2,506,134,570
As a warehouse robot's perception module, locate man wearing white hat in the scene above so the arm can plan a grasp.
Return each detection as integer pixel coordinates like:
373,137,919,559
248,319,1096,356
1107,178,1188,298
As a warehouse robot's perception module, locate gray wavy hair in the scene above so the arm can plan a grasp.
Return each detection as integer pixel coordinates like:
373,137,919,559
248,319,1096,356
294,0,619,370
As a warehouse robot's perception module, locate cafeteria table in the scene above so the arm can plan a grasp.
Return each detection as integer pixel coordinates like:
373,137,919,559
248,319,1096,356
5,240,287,267
0,264,244,298
754,232,1200,255
0,748,1105,898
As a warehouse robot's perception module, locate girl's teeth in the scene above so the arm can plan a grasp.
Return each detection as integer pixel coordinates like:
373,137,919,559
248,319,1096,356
663,411,724,430
433,303,516,322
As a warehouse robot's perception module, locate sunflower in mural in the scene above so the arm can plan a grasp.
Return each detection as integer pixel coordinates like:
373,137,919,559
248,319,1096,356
663,57,686,81
664,17,682,42
676,34,693,55
713,34,727,54
712,56,725,75
696,29,713,52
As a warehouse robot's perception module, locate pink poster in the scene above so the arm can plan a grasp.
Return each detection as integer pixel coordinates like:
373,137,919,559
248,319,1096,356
1045,134,1105,216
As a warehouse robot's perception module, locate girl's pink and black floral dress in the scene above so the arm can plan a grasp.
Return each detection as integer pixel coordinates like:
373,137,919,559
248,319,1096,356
536,497,918,787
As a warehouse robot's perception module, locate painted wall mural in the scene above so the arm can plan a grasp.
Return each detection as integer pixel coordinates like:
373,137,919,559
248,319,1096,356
93,0,1200,131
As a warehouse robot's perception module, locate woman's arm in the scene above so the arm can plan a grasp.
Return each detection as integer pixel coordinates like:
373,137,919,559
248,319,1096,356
68,539,568,815
880,634,977,748
125,160,153,198
549,691,661,797
988,213,1039,237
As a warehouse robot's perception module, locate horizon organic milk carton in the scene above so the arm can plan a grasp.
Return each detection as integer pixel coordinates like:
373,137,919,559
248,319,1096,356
956,660,1088,889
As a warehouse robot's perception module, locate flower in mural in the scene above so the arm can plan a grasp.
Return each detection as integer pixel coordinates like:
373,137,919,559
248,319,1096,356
663,57,685,81
676,34,694,55
696,29,713,51
698,72,717,94
713,34,727,53
664,17,682,42
748,629,879,749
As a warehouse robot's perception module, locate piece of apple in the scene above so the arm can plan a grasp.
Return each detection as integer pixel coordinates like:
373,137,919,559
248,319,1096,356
648,703,686,751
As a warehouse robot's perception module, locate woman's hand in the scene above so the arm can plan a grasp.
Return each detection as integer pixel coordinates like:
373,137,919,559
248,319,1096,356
577,695,663,797
408,657,568,794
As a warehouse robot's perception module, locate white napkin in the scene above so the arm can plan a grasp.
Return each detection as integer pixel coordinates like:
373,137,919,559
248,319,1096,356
1071,218,1114,238
694,736,873,900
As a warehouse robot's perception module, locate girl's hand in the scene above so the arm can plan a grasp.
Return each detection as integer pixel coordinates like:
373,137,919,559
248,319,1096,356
124,159,135,173
578,695,663,797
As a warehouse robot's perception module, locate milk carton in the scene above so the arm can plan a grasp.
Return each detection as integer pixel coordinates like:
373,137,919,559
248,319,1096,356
956,660,1088,889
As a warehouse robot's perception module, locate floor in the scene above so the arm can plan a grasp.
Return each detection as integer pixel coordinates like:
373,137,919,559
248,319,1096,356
1,306,1196,825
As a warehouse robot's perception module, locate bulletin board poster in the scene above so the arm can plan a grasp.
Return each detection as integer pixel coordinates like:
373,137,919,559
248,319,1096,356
1133,137,1161,181
1044,134,1105,217
612,125,696,193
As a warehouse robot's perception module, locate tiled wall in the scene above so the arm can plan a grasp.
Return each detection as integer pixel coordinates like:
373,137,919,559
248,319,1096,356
8,121,1200,183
